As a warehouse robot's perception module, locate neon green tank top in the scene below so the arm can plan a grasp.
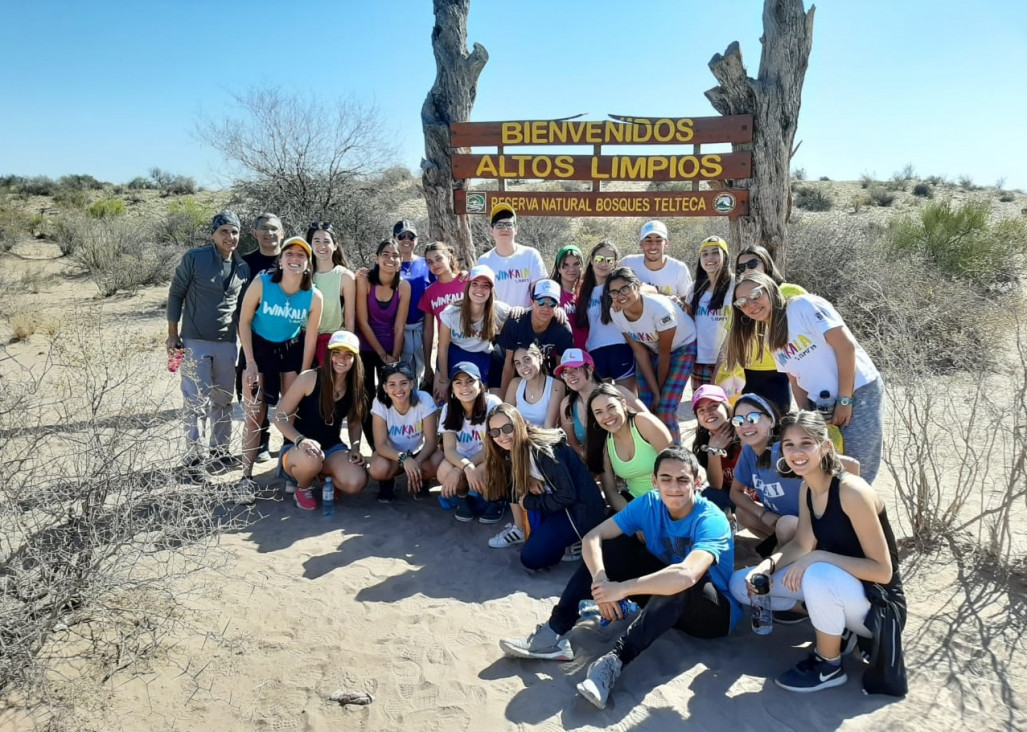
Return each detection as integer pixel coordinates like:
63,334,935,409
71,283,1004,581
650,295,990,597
607,418,658,498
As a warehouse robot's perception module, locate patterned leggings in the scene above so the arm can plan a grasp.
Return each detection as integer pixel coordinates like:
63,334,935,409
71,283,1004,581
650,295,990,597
636,341,697,443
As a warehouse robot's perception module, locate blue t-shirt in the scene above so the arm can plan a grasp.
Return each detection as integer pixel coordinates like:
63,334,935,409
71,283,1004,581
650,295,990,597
497,311,573,373
734,442,802,517
401,257,435,325
613,491,741,630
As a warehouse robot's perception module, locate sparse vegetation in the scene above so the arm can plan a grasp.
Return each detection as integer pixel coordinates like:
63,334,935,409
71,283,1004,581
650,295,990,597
867,186,895,207
859,171,876,189
791,166,807,181
912,182,932,198
87,197,127,219
958,175,976,190
850,194,870,213
999,191,1015,203
149,167,197,196
793,186,833,211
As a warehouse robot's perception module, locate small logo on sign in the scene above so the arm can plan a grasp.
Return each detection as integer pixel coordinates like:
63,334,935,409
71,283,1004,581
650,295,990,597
713,193,736,214
466,193,486,213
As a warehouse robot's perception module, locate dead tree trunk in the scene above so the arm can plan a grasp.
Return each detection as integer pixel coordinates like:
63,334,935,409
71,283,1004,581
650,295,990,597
705,0,815,272
421,0,488,268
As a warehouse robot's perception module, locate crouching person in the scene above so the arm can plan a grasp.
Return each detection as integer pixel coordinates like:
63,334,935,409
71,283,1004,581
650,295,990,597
499,446,741,709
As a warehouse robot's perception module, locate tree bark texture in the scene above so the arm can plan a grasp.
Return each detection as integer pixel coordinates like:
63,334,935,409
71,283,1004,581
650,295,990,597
705,0,815,272
421,0,488,268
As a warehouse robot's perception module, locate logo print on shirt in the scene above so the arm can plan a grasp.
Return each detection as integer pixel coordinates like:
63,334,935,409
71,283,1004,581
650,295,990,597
495,268,531,282
261,301,309,322
775,334,817,366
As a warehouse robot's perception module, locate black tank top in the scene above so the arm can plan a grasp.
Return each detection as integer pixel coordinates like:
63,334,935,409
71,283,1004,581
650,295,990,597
291,373,354,450
807,475,902,591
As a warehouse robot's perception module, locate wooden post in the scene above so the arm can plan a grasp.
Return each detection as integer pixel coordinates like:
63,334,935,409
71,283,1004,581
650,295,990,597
421,0,488,268
705,0,815,272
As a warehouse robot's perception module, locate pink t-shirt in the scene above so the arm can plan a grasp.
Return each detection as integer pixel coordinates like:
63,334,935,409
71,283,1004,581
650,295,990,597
561,288,587,350
419,277,466,326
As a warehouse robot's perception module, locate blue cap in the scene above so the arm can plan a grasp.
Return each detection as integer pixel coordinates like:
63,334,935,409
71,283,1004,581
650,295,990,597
450,361,482,381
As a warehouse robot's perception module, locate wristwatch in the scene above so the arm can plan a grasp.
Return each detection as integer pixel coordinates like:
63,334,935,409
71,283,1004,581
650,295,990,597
837,396,854,406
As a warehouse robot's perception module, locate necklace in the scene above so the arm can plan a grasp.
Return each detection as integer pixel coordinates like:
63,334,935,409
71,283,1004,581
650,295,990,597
524,375,546,403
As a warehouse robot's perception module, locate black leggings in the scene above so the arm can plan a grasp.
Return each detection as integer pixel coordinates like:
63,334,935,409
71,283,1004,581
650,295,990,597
743,369,792,414
548,534,732,666
361,351,386,450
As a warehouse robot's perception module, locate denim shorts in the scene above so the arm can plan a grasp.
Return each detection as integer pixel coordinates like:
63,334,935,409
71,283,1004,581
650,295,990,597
278,441,349,480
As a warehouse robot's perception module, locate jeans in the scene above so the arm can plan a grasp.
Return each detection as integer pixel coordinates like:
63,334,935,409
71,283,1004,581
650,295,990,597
521,510,580,571
548,534,732,666
181,338,237,459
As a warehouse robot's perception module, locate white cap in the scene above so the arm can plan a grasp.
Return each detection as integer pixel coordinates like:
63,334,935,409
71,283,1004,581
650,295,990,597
468,264,496,285
639,220,669,241
532,279,561,302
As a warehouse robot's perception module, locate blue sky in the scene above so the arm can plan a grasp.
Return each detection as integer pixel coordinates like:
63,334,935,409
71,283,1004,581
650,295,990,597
2,0,1025,189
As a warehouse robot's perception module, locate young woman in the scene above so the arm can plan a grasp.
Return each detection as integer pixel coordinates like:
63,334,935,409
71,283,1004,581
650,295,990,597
731,245,806,412
309,222,356,365
585,384,673,512
574,242,636,390
504,343,566,428
272,330,368,510
357,239,412,448
481,404,606,569
418,242,466,397
368,363,438,503
430,361,506,523
551,244,585,349
690,384,742,513
437,265,511,394
238,236,324,499
555,349,646,461
731,411,904,694
727,272,885,483
603,266,697,442
687,236,734,390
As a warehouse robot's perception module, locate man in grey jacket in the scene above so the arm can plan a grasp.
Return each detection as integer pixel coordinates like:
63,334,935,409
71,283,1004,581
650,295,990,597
167,211,250,487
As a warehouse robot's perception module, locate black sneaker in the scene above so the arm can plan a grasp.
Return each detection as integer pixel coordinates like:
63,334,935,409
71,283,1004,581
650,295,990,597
478,501,506,524
207,452,240,475
454,496,475,522
775,652,847,693
181,457,206,484
377,480,395,504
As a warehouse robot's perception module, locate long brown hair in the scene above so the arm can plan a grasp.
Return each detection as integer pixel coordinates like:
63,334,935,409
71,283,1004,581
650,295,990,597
318,346,366,425
482,403,563,502
736,244,785,285
305,222,350,268
575,241,620,331
459,277,499,342
725,271,789,369
584,384,638,474
778,410,843,477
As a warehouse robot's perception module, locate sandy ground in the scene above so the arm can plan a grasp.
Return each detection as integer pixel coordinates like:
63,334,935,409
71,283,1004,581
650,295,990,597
1,244,1025,731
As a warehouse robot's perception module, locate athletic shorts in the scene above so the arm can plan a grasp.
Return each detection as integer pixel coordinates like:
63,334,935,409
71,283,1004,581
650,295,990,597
590,343,636,382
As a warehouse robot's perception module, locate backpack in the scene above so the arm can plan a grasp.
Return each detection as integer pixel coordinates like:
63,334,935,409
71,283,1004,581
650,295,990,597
861,583,908,697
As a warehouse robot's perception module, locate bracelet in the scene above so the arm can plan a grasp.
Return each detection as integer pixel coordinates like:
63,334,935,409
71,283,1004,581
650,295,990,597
838,396,854,406
701,445,728,458
295,436,306,447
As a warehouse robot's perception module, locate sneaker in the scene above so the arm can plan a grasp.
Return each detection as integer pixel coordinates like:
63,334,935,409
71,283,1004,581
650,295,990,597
182,457,206,484
255,449,272,463
207,452,240,474
841,629,871,663
775,652,847,693
284,479,297,495
488,523,525,548
377,481,395,504
499,623,573,661
478,501,506,524
454,496,475,522
576,652,623,709
232,477,257,507
561,541,583,562
294,487,316,511
773,610,809,625
411,485,430,501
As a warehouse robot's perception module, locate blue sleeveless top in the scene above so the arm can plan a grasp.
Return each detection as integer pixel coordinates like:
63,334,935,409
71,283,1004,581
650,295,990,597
252,273,314,342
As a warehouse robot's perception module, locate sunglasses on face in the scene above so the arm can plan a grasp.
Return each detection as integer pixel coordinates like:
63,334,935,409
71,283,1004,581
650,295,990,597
487,423,515,438
730,413,764,428
310,221,333,230
733,286,766,310
608,283,635,298
737,258,761,271
492,221,515,230
534,297,558,308
593,255,617,265
396,232,417,241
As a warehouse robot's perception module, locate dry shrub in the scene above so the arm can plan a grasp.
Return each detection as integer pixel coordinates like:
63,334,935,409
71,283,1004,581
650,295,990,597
65,218,182,297
0,195,31,254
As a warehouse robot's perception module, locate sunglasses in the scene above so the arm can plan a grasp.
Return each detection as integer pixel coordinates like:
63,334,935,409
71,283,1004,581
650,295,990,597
736,258,761,271
608,283,636,298
383,362,415,378
309,221,333,230
487,423,515,438
534,297,558,308
730,413,764,428
396,232,417,241
733,286,766,310
593,255,617,265
492,221,515,230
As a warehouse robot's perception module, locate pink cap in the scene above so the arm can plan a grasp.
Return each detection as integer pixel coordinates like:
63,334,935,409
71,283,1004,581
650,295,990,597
554,348,594,377
691,384,729,409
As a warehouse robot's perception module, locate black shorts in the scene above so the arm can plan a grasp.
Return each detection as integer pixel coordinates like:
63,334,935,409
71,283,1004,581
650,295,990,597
252,331,304,405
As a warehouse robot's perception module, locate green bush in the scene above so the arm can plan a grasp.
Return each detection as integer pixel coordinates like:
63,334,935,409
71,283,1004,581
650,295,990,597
153,197,213,248
17,176,58,196
912,182,932,198
888,198,1027,288
126,176,156,190
868,187,895,207
53,187,89,209
794,186,833,211
87,197,127,219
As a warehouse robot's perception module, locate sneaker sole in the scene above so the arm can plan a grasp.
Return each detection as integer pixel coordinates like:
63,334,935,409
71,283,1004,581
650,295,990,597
773,613,810,625
774,672,848,693
454,513,475,523
294,497,316,511
478,516,504,524
576,680,607,709
489,538,525,548
498,640,573,661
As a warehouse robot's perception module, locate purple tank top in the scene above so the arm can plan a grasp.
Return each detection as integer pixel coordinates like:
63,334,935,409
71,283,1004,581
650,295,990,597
362,284,399,353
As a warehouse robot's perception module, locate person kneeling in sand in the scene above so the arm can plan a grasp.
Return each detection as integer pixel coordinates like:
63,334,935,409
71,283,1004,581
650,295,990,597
499,446,741,709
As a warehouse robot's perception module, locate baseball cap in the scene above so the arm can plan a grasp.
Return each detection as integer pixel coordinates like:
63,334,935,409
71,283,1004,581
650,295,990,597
450,361,482,381
699,236,729,255
532,279,561,302
393,220,417,237
490,202,517,226
691,384,729,409
326,330,360,355
281,235,312,258
553,348,594,378
639,220,669,241
468,264,496,285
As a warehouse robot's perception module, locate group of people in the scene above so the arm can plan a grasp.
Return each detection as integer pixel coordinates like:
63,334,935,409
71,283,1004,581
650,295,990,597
166,203,903,710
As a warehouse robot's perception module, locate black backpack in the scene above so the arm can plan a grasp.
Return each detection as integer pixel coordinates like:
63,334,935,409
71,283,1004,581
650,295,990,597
861,583,908,697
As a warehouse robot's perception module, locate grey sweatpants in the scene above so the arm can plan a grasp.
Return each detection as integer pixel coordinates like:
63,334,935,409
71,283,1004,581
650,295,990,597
840,377,885,484
181,338,237,459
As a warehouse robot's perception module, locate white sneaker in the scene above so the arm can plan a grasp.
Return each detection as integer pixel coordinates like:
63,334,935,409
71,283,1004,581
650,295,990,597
561,541,582,562
488,523,525,548
232,477,257,506
577,652,622,709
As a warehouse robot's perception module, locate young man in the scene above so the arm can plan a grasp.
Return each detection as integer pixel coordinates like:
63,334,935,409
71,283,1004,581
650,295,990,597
394,220,434,387
477,203,547,308
499,446,741,710
167,211,251,483
496,278,573,392
620,220,693,298
237,213,284,464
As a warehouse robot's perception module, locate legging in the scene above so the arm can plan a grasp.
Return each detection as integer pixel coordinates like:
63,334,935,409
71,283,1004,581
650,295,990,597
636,341,696,443
838,378,885,484
361,350,386,450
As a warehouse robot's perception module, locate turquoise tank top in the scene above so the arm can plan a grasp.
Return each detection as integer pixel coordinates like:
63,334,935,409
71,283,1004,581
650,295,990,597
252,273,314,342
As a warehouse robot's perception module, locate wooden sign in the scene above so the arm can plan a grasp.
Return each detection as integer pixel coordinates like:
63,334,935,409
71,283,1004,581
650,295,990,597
451,115,753,147
454,190,749,218
452,151,751,182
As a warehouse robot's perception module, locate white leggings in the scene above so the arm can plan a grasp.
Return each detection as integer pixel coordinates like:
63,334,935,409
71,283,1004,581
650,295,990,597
729,562,872,638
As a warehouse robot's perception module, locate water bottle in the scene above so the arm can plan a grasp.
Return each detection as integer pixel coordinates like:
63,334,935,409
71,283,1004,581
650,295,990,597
578,599,640,626
750,573,773,635
322,477,334,517
168,348,184,373
815,390,835,422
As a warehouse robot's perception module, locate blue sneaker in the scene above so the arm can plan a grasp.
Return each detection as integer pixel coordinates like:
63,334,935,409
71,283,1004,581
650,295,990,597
478,501,506,524
775,652,847,693
454,496,476,522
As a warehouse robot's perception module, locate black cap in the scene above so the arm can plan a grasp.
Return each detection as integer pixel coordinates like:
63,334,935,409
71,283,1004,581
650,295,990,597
393,220,417,237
